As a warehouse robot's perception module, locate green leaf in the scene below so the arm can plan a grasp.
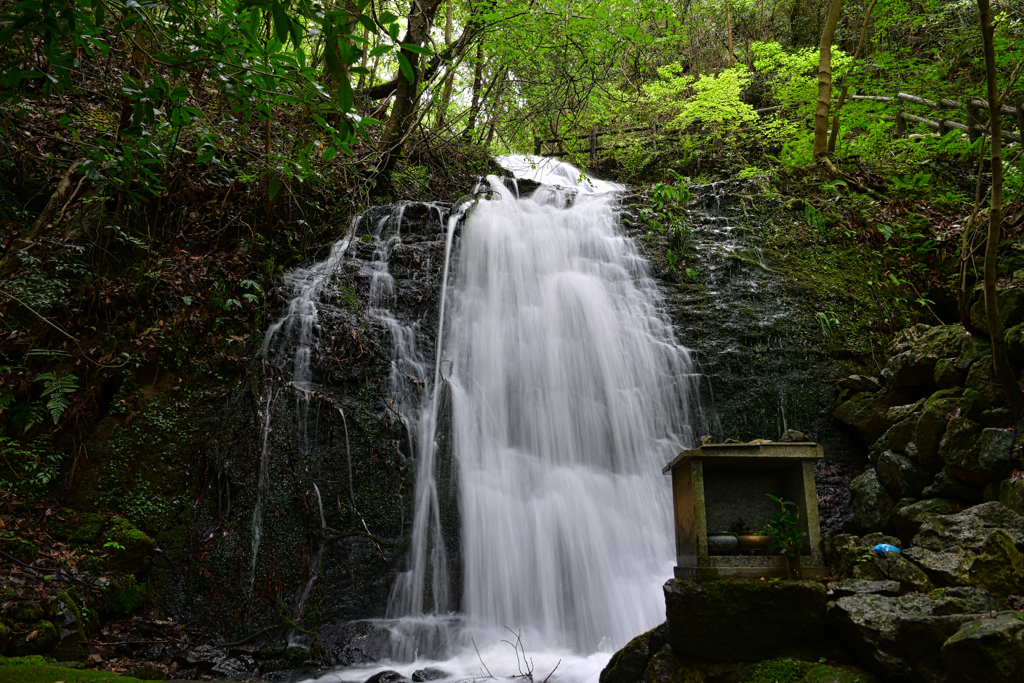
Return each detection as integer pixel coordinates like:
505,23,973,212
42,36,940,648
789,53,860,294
379,11,398,24
271,0,290,44
268,176,280,200
369,44,391,57
397,52,414,82
338,77,353,111
402,43,432,56
196,150,215,163
325,44,345,80
322,145,337,163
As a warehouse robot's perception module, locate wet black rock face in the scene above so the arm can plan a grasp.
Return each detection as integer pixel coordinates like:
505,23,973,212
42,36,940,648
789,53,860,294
175,200,458,646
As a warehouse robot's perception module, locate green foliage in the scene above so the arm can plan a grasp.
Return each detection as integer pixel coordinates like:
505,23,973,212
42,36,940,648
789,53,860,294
33,372,77,425
760,494,806,558
114,575,147,615
752,41,852,121
0,436,62,499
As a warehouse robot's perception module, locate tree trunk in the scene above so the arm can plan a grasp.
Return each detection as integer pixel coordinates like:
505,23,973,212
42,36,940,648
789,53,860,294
376,0,445,175
827,0,875,154
463,42,486,138
977,0,1024,416
813,0,844,158
726,0,734,66
436,0,455,130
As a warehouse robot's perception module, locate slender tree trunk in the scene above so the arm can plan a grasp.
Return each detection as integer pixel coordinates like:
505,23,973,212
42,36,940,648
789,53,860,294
813,0,844,158
977,0,1024,415
827,0,875,153
726,0,735,66
463,42,485,138
436,0,455,129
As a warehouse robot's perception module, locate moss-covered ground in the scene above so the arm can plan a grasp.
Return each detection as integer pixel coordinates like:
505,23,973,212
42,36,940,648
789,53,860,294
0,657,147,683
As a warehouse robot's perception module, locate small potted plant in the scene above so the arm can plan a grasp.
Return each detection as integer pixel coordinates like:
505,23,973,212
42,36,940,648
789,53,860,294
760,494,807,580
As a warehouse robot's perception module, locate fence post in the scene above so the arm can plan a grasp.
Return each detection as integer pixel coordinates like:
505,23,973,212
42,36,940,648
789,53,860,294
967,102,983,143
1016,96,1024,141
534,137,541,155
590,128,597,164
895,110,906,138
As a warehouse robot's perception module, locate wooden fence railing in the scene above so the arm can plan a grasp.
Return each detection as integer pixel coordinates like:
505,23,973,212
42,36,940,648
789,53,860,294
533,93,1023,161
531,106,785,161
850,92,1024,144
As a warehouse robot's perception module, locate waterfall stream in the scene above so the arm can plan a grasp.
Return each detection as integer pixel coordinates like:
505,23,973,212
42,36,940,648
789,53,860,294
289,157,704,683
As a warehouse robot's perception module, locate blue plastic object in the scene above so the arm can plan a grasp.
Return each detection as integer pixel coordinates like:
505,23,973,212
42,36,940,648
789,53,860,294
874,543,901,554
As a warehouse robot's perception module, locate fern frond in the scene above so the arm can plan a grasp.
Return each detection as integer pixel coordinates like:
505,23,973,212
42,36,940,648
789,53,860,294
47,396,71,424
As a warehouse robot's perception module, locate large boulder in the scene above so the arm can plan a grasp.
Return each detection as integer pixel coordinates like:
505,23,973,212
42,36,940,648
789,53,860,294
937,417,984,484
902,546,977,587
886,417,919,454
914,394,962,472
873,551,934,593
824,532,900,580
934,358,965,390
942,426,1016,486
881,350,937,388
969,287,1024,333
967,529,1024,598
893,499,960,546
663,579,829,663
876,450,931,499
828,589,1004,681
835,392,893,444
911,502,1024,553
643,651,702,683
849,470,897,534
887,324,934,355
998,478,1024,515
600,623,669,683
941,612,1024,682
922,468,984,503
966,359,1004,406
894,588,1004,683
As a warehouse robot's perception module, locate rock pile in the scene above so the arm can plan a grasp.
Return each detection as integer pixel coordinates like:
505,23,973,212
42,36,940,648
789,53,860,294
833,323,1023,532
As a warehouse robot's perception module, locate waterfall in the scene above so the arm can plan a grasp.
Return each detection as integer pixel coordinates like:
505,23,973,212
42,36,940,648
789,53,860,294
270,156,701,682
384,156,701,660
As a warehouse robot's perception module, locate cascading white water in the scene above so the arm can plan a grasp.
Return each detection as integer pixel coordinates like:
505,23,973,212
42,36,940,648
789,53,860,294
302,157,702,683
444,173,700,653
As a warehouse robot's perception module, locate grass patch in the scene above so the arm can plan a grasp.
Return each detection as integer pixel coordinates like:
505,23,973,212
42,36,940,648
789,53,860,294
0,657,147,683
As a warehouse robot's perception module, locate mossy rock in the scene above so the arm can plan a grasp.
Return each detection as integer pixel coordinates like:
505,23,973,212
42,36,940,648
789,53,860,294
967,530,1024,598
738,657,812,682
834,392,890,444
848,471,896,534
47,511,109,546
966,360,1004,406
600,622,668,683
664,579,829,663
941,612,1024,682
105,518,153,574
802,663,878,682
0,536,37,564
11,603,44,624
892,499,959,546
998,478,1024,515
8,621,57,657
